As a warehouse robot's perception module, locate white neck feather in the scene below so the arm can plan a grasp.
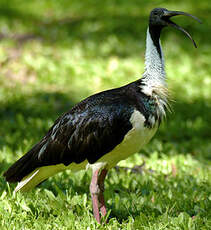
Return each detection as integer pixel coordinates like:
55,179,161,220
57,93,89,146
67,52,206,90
141,28,166,95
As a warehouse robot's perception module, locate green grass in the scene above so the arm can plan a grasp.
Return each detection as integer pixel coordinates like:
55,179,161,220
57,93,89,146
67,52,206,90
0,0,211,229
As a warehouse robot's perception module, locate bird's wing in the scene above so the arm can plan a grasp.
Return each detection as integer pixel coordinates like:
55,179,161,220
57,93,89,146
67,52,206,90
4,90,136,183
39,103,133,166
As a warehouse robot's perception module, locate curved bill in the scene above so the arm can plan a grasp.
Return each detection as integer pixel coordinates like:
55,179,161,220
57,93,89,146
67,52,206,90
163,10,202,48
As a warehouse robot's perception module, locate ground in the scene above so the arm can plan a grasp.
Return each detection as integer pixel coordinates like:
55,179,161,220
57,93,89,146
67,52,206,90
0,0,210,229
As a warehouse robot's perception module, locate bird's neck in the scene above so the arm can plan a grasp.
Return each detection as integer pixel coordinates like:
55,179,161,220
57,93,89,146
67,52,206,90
141,26,166,96
138,26,169,125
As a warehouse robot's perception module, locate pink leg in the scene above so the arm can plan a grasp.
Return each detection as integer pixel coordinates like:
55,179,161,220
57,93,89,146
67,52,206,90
90,168,108,223
98,169,107,217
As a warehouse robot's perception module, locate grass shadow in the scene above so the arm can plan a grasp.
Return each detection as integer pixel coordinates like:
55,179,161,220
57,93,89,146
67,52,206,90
0,1,210,56
0,91,77,152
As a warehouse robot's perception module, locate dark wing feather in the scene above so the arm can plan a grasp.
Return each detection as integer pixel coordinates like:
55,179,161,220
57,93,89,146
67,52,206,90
4,96,133,182
39,103,133,165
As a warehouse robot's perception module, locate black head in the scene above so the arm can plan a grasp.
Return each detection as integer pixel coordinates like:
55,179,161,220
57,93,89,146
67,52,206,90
149,8,201,47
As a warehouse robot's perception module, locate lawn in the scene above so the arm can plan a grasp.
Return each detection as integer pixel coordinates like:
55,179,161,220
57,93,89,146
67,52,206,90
0,0,210,229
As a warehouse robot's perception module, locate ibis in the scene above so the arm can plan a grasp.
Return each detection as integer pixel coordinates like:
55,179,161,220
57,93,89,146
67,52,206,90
4,8,201,223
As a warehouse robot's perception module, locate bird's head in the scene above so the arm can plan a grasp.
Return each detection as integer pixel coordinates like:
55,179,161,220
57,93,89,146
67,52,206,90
149,8,201,47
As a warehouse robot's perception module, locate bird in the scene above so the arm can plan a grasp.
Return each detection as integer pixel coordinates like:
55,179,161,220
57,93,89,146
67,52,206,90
4,8,201,224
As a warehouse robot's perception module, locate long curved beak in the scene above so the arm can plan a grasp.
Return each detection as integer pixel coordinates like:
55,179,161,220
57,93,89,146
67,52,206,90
163,10,202,48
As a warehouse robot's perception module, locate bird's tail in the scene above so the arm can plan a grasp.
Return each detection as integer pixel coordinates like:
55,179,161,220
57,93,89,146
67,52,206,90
3,143,42,183
3,141,65,192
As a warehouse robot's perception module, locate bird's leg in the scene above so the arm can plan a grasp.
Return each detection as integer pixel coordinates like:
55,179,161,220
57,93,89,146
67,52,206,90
90,168,108,223
98,169,107,217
